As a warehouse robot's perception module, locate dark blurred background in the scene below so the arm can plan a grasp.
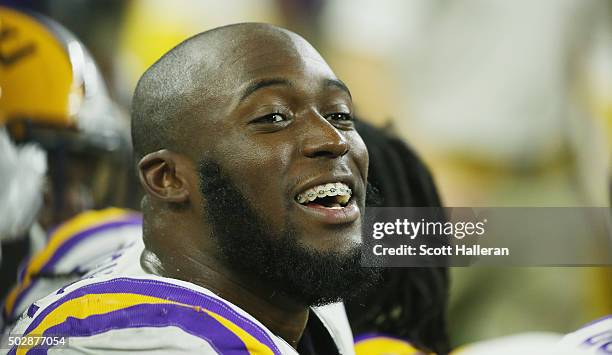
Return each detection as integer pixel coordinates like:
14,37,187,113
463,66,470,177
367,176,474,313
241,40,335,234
2,0,611,347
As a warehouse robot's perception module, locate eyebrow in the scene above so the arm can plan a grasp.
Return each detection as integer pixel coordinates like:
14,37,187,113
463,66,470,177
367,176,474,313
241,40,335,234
324,78,352,99
238,77,352,103
240,78,292,102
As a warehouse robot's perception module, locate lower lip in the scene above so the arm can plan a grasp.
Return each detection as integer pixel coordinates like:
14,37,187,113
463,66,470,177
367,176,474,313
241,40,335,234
295,198,360,225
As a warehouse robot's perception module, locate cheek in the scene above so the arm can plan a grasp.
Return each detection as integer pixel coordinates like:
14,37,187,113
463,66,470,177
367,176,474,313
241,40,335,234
217,137,293,213
350,133,369,179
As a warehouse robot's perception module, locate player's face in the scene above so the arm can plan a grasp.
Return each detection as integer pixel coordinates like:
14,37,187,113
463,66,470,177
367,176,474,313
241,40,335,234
197,34,368,255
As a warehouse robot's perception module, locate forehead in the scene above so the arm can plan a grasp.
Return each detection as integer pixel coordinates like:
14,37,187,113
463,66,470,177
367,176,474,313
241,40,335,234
224,31,337,89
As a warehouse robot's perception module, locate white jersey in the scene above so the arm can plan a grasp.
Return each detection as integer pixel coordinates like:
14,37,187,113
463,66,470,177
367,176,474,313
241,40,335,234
5,239,356,355
3,208,143,326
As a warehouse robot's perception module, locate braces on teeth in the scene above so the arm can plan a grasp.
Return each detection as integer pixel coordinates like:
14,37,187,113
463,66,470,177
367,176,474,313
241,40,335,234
296,182,352,205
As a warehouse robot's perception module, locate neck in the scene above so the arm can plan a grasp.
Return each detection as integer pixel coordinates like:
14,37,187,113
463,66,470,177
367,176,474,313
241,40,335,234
141,244,309,348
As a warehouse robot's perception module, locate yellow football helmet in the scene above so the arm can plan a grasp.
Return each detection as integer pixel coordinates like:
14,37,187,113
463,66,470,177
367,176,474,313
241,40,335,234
0,6,128,146
0,6,133,236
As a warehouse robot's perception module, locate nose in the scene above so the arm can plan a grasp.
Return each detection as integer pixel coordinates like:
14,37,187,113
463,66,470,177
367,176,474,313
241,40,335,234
300,113,349,159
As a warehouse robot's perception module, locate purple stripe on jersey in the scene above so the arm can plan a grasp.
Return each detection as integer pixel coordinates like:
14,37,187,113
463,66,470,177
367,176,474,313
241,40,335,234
27,304,39,317
354,332,382,343
22,278,281,355
8,346,46,355
17,256,31,283
20,303,249,355
14,220,62,282
7,217,142,320
40,216,142,274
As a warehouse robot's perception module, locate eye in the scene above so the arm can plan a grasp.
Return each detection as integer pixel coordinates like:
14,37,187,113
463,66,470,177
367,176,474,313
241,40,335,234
326,112,355,130
251,113,287,124
327,113,353,122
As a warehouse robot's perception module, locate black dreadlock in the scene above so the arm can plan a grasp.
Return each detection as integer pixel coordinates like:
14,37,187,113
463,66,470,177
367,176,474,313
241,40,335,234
347,120,451,355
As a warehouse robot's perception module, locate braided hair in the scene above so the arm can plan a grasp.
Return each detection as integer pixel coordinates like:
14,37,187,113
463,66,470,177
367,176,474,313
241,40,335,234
347,120,450,355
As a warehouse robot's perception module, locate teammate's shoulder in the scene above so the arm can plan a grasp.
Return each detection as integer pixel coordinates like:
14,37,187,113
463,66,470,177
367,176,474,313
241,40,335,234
9,276,284,354
3,208,142,323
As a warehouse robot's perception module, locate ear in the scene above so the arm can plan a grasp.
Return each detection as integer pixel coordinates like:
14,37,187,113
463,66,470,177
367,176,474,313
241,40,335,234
138,150,191,203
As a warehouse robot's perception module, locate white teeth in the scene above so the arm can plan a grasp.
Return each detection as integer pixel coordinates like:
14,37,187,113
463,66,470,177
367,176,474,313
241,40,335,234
296,182,352,205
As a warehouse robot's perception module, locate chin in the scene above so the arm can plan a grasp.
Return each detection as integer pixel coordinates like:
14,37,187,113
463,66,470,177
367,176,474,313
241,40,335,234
298,229,363,255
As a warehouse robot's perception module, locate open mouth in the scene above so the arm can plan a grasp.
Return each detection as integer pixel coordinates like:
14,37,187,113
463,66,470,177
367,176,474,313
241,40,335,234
295,182,352,209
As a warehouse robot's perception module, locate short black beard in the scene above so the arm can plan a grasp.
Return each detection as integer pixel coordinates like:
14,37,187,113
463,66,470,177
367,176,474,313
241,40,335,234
198,159,380,306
